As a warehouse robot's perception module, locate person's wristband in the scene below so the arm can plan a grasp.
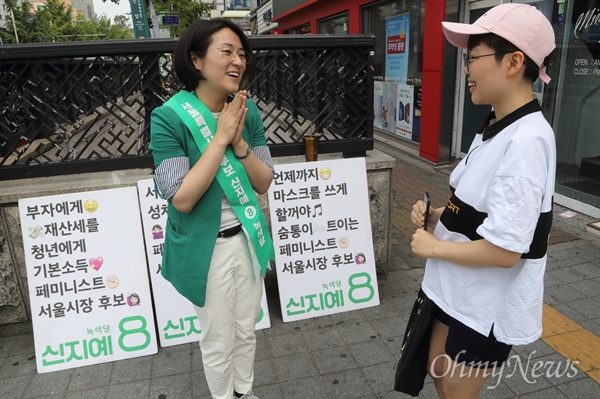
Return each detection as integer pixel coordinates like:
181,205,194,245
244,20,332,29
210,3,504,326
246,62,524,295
235,144,252,160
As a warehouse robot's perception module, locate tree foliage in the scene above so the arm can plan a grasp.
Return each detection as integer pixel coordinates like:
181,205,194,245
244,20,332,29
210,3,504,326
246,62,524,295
151,0,211,37
105,0,212,37
1,0,133,43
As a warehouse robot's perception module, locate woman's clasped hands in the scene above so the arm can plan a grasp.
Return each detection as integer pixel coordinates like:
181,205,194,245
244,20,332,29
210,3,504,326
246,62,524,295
214,90,249,153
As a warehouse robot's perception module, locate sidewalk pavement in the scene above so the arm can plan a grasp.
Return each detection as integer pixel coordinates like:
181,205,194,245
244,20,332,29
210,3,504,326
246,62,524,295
1,134,599,399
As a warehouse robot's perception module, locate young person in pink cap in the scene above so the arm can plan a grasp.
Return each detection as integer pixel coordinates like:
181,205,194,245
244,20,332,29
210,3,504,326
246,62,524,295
409,4,556,397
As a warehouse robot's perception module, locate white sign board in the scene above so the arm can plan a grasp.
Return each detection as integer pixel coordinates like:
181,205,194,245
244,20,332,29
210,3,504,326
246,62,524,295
137,179,271,348
268,158,380,322
19,187,158,373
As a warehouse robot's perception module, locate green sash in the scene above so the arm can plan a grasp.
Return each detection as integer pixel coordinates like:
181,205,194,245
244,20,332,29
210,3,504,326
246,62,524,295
165,91,274,277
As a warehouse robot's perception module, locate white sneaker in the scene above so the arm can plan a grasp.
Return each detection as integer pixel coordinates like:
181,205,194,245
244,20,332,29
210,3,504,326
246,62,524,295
238,392,260,399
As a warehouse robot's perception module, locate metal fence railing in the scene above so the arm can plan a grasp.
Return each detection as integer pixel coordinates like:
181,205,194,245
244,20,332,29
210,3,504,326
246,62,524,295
0,35,375,180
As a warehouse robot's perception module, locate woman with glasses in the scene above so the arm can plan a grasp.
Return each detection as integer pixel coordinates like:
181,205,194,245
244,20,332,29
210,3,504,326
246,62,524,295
408,4,556,398
150,19,274,399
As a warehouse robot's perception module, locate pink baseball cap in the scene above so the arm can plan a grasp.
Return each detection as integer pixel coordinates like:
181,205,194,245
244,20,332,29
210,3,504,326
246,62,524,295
441,3,555,83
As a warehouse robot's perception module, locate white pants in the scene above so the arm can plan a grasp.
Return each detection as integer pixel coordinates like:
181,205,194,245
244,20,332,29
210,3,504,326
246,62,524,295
193,231,263,399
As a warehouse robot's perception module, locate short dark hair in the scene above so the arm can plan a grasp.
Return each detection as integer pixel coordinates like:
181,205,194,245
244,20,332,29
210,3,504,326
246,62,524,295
173,19,255,92
467,33,552,84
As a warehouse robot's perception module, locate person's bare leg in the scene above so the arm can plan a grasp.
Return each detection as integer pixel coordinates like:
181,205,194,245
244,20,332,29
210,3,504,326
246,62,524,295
439,358,493,399
427,319,450,398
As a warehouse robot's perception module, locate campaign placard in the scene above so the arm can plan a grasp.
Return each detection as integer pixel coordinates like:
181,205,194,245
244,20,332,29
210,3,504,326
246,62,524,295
137,179,271,348
18,187,158,373
268,158,380,322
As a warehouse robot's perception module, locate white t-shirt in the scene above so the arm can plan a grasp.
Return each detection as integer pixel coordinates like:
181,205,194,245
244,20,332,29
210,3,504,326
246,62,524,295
422,100,556,345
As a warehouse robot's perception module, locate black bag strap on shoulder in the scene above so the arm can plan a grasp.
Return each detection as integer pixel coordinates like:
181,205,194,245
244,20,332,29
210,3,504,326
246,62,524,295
393,287,436,396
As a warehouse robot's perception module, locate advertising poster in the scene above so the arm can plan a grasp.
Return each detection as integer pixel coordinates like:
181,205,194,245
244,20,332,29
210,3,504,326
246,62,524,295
268,158,380,322
385,13,411,84
395,84,414,139
374,81,384,129
18,188,158,373
137,179,271,348
412,86,422,142
382,82,397,134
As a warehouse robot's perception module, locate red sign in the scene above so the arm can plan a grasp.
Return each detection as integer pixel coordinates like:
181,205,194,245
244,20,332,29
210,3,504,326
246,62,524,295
387,34,406,54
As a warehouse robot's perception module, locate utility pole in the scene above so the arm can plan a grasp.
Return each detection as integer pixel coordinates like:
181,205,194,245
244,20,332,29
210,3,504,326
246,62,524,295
10,9,19,43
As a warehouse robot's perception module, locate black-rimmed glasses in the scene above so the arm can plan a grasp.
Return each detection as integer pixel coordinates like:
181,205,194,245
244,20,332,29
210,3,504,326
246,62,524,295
462,52,507,70
206,47,253,64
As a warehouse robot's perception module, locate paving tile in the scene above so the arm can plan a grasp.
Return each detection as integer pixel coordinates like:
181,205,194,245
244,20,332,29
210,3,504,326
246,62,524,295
267,331,307,357
191,369,211,398
334,321,379,345
531,353,587,386
547,268,587,285
550,303,589,324
565,297,600,320
9,335,35,357
64,386,107,399
569,278,600,298
556,376,600,398
0,375,30,399
280,376,328,399
480,380,517,398
150,372,193,399
358,298,399,320
272,352,318,382
578,317,600,338
0,336,18,350
301,325,344,351
501,367,552,395
191,345,204,371
348,340,395,368
0,354,38,379
311,346,357,374
110,355,152,384
321,369,374,398
254,358,277,387
571,262,600,279
545,284,587,303
67,362,112,391
252,383,284,399
23,369,72,398
512,339,557,360
106,380,150,399
519,387,568,398
151,348,192,378
369,315,407,340
544,272,563,288
362,361,398,395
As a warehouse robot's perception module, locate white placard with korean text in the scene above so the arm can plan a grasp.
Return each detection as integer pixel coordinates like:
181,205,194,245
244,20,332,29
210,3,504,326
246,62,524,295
268,158,380,322
137,179,271,348
18,187,158,373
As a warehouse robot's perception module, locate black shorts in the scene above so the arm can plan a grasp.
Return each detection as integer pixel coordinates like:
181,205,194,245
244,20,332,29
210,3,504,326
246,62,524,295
435,307,512,368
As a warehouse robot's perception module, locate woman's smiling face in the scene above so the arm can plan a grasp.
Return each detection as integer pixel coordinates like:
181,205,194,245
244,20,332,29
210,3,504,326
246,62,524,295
192,28,247,95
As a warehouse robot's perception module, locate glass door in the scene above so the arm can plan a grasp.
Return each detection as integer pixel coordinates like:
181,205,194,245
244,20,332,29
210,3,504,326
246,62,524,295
454,0,501,157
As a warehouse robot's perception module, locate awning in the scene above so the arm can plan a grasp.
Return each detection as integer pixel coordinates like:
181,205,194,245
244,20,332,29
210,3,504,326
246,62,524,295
221,10,250,18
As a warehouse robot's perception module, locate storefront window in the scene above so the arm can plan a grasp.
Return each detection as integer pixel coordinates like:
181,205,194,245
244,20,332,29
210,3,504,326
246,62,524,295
319,12,349,34
362,0,424,142
289,23,312,34
544,0,600,208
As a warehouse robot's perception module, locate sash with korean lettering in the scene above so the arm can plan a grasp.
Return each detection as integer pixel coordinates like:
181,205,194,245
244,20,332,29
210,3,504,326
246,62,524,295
165,91,274,277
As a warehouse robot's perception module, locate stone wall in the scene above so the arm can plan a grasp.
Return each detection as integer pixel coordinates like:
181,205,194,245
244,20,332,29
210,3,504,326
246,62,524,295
0,150,395,329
